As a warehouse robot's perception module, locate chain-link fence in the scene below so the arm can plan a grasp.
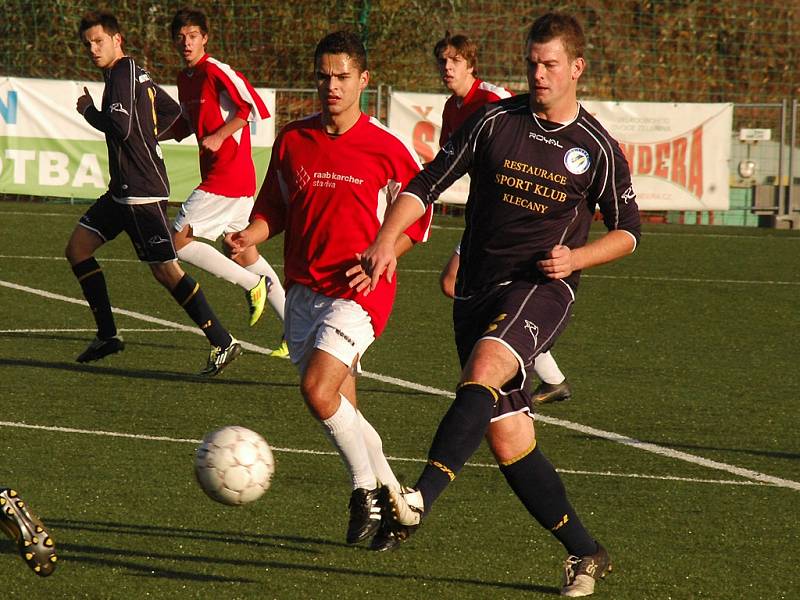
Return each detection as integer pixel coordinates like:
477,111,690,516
2,1,799,102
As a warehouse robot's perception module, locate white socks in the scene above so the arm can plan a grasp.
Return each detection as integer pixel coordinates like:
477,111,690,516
321,395,376,490
358,410,400,492
533,351,566,384
177,241,260,290
244,255,286,320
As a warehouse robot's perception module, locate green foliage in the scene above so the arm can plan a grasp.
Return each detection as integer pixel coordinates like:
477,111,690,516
1,0,798,101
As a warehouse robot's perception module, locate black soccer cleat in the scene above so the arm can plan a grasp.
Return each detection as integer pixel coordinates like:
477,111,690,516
76,335,125,363
532,380,572,406
346,487,381,544
199,338,242,377
0,488,57,577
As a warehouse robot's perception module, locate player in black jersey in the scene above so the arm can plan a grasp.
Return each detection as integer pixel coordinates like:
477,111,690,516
65,10,241,376
363,13,640,597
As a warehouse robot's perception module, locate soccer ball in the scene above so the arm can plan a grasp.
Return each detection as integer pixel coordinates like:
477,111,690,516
194,426,275,506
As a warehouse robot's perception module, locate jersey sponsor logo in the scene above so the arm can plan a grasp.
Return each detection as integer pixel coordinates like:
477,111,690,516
295,166,310,189
564,148,590,174
528,131,563,148
312,170,365,189
523,320,539,346
109,102,129,116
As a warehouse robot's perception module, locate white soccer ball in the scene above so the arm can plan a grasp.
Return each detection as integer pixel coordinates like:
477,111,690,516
194,426,275,506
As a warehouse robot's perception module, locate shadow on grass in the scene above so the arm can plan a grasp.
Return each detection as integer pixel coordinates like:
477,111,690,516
16,518,558,593
0,357,286,387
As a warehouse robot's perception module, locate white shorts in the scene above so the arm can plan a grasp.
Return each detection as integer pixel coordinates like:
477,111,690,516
173,189,254,241
284,284,375,376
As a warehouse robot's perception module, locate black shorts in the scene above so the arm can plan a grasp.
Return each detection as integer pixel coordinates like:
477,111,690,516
79,192,177,263
453,279,574,419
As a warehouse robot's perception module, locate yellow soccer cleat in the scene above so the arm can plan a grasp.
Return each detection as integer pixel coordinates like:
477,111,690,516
246,276,267,327
269,338,290,359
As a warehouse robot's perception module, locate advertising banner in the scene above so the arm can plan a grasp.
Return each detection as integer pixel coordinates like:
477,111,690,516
0,76,276,201
388,90,732,210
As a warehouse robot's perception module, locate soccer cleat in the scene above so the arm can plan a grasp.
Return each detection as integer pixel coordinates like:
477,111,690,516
532,380,572,406
269,338,290,359
387,485,424,526
561,542,612,597
0,488,57,577
346,487,382,544
76,335,125,363
200,338,242,376
369,486,418,552
246,276,267,327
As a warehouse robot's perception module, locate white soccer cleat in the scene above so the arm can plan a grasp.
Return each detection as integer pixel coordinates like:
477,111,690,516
388,486,424,526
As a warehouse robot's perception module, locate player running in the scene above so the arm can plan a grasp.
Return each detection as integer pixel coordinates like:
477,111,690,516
227,31,433,548
66,10,241,376
167,8,288,357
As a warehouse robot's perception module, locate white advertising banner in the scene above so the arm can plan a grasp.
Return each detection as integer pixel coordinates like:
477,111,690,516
389,90,733,210
0,76,276,201
582,101,732,211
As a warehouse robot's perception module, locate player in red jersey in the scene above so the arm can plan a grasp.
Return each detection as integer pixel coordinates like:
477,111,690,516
435,32,571,406
227,31,433,548
363,13,640,596
166,9,288,356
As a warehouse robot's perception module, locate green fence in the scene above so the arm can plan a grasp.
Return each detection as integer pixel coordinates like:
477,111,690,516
2,1,799,102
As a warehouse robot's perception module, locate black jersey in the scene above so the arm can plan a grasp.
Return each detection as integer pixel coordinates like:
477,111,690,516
82,56,181,204
404,95,641,296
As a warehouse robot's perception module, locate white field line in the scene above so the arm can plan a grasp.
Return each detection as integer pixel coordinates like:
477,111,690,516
1,254,799,286
0,420,769,489
2,278,799,492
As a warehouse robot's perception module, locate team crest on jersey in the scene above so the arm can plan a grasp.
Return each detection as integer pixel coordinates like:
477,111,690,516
564,148,590,175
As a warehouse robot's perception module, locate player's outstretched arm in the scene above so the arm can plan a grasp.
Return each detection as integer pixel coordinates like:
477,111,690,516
361,193,426,290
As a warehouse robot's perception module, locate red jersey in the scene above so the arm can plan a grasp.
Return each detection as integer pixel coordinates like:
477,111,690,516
177,54,270,197
252,112,433,336
439,78,513,146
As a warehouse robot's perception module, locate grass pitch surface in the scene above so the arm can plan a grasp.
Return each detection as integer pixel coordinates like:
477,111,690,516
1,201,798,599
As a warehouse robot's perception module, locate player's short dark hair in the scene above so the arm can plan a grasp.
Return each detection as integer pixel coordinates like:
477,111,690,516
433,32,478,76
314,31,368,72
78,10,122,41
170,7,208,40
526,12,585,60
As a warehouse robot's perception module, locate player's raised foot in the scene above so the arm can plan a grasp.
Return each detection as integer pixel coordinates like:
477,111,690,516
246,276,267,327
532,380,572,406
346,487,381,544
200,338,242,376
0,488,57,577
369,486,418,552
560,542,612,597
76,335,125,363
269,338,290,359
